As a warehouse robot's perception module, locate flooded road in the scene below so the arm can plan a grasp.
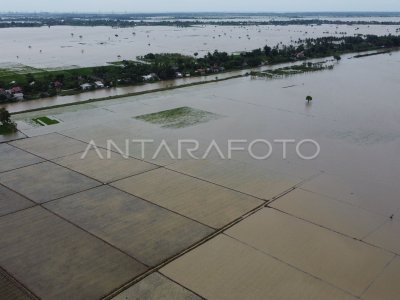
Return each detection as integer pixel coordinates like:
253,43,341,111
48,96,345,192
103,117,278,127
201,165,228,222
1,69,248,113
2,51,389,113
2,57,325,113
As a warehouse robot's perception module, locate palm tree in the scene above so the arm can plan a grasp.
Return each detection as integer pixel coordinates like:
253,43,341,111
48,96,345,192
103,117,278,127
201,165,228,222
306,95,313,103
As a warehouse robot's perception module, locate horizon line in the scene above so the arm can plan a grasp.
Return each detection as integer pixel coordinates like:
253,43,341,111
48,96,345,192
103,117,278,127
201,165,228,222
1,11,400,14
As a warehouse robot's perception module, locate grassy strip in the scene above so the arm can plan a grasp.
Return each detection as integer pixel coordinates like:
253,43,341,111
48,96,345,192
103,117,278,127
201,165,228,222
252,61,334,78
32,116,60,126
353,50,392,58
0,65,94,82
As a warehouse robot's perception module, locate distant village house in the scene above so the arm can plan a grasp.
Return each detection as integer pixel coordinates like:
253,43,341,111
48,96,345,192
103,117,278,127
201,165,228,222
94,81,105,88
80,83,92,91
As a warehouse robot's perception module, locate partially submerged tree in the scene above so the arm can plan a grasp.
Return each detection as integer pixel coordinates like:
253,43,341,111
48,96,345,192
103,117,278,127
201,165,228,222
0,108,17,134
334,55,342,61
264,45,272,56
0,108,12,125
306,95,313,103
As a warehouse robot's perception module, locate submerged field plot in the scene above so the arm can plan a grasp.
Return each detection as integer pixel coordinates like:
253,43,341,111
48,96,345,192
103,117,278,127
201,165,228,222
1,48,400,300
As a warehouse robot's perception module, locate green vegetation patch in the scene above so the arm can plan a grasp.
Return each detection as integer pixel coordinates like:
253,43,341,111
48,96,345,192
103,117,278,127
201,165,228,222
353,50,391,58
0,63,45,74
32,116,60,126
0,108,17,135
135,107,221,128
0,124,17,135
252,62,334,79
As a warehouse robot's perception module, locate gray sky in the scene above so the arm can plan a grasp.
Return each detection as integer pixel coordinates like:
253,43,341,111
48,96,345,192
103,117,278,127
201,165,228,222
1,0,399,13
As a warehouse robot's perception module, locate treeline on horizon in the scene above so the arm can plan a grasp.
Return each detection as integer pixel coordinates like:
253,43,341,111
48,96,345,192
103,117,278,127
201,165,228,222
1,34,399,103
1,12,400,17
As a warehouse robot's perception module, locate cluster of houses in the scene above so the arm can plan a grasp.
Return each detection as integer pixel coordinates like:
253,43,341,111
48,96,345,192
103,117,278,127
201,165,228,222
141,72,190,81
142,74,158,81
0,86,24,101
174,72,192,78
195,66,225,76
296,51,305,59
0,65,229,103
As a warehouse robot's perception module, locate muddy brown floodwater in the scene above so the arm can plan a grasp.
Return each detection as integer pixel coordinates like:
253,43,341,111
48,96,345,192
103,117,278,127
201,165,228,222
0,23,398,68
2,26,400,300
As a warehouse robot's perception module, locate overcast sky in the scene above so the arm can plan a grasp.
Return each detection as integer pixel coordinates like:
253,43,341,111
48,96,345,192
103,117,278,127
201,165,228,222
1,0,399,13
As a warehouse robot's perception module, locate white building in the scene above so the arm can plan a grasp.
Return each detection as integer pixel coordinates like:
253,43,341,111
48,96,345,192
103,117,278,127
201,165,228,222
94,81,105,88
80,83,92,90
142,74,154,81
13,93,24,101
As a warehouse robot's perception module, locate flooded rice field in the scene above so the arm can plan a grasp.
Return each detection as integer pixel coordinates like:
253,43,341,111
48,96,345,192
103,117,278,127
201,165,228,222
1,70,246,113
3,47,400,299
12,49,400,197
2,19,400,300
0,23,398,68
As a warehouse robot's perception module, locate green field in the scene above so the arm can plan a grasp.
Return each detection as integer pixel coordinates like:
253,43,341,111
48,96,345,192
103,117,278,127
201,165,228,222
0,63,109,89
135,107,221,128
0,124,17,135
32,116,60,126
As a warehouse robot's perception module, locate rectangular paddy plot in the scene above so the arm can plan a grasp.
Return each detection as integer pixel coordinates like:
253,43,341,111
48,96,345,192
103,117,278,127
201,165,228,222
45,186,213,266
161,235,356,300
0,131,26,143
0,143,43,173
271,188,386,239
364,219,400,255
61,126,179,166
134,107,221,128
10,133,89,160
54,149,158,184
60,124,133,143
225,208,394,297
111,168,263,229
299,173,367,206
300,173,400,217
0,207,147,300
0,269,35,300
112,273,201,300
168,159,301,200
0,185,35,217
0,162,100,203
362,257,400,300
